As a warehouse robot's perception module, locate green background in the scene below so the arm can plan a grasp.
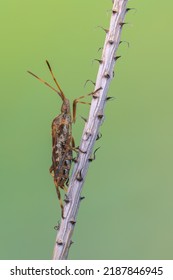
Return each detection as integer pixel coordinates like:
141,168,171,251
0,0,173,260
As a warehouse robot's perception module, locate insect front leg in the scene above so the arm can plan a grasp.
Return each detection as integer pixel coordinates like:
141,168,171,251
72,87,102,123
65,140,86,154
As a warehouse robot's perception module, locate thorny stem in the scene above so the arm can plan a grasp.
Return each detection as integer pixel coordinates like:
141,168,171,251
53,0,129,259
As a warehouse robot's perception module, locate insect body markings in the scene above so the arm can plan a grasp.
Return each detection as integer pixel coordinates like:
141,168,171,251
28,60,102,218
49,99,73,218
28,61,74,218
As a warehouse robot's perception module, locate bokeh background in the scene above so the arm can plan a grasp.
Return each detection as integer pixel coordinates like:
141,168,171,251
0,0,173,260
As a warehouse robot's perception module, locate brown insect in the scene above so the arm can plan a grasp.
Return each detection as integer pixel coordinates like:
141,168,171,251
28,60,101,218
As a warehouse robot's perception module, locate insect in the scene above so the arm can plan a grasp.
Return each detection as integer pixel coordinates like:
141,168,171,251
28,60,101,218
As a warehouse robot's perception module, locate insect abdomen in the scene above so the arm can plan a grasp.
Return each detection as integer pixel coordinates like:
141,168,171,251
50,113,73,189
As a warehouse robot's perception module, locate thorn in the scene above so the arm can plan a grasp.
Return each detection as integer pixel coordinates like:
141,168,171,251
97,47,103,52
70,240,74,247
76,146,87,154
88,147,101,162
80,196,85,200
113,71,115,78
114,55,121,61
69,218,76,225
126,8,137,14
92,94,99,99
80,115,88,123
96,132,102,141
104,71,110,79
64,194,70,203
108,38,114,45
54,221,60,231
96,26,109,33
92,86,102,99
76,170,83,182
84,130,92,141
97,112,104,119
119,22,127,28
56,238,64,245
106,96,115,101
83,132,91,141
112,8,118,14
84,79,95,88
119,41,130,48
92,59,103,65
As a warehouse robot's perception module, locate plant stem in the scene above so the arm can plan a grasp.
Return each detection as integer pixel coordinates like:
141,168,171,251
53,0,129,260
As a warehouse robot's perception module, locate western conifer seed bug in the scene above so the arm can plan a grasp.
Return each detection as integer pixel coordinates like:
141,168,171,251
28,61,102,218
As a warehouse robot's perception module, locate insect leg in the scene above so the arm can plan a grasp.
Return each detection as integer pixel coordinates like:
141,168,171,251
64,138,86,154
70,137,78,162
70,146,87,154
65,178,69,187
49,165,54,177
72,87,102,123
54,180,65,219
62,185,68,192
72,137,87,154
71,136,75,148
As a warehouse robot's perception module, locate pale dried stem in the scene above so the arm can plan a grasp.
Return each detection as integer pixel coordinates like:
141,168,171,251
53,0,129,260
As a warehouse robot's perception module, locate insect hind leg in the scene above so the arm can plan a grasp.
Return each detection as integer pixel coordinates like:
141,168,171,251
54,180,65,219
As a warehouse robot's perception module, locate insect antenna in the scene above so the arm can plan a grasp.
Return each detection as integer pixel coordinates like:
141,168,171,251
27,70,62,98
46,60,66,102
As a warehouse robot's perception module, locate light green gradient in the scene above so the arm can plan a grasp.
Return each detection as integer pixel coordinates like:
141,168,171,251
0,0,173,259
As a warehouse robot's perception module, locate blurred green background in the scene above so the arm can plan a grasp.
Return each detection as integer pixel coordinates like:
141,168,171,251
0,0,173,260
